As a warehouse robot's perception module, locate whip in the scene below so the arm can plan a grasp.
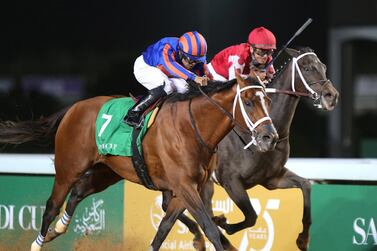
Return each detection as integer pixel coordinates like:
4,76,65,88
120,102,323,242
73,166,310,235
265,18,313,70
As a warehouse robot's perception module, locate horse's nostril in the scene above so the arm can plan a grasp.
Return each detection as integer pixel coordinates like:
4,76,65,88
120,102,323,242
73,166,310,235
324,93,333,99
263,135,272,142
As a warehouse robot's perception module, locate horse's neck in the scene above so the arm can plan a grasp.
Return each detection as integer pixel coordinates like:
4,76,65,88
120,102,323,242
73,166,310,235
192,92,235,148
269,72,301,137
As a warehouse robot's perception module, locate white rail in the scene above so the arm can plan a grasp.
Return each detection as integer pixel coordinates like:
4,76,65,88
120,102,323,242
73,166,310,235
0,154,376,181
0,154,55,174
286,158,377,181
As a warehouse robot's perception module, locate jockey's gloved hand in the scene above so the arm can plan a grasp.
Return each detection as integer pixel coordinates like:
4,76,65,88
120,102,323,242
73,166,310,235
194,76,208,86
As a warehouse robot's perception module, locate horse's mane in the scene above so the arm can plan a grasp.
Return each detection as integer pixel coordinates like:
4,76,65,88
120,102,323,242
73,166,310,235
271,46,314,83
166,78,237,102
291,46,314,53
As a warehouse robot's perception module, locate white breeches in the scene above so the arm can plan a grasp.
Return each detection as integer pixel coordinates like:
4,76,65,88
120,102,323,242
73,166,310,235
133,55,190,95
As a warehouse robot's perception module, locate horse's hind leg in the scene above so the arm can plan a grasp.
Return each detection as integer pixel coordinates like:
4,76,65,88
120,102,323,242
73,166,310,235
45,164,123,242
30,176,75,251
31,156,95,249
265,167,311,251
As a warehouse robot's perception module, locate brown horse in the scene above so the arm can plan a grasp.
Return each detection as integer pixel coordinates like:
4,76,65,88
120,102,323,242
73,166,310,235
38,47,338,251
0,73,278,251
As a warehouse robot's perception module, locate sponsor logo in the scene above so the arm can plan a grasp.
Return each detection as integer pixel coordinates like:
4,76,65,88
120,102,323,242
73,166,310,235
239,198,280,251
73,198,106,235
353,217,377,245
212,198,234,214
148,195,282,251
1,197,106,236
0,204,45,230
99,143,118,150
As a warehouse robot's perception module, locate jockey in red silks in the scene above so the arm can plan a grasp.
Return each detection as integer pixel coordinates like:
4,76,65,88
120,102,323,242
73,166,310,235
208,27,276,83
125,31,212,127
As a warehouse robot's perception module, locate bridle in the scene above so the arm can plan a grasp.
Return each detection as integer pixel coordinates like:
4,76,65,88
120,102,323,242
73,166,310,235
235,51,330,150
265,52,330,109
232,84,271,133
188,82,271,153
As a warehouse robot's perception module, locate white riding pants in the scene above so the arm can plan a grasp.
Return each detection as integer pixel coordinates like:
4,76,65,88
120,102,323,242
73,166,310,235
133,55,190,95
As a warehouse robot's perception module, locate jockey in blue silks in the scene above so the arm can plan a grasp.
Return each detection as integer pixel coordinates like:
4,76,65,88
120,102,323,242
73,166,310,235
124,31,212,127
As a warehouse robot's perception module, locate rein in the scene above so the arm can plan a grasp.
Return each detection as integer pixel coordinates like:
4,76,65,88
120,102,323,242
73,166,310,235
187,82,271,153
189,99,218,154
232,128,289,151
265,88,312,97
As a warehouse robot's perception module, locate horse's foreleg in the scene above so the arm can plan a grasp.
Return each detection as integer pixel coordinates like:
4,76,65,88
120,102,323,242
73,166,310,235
265,168,311,251
162,190,205,251
215,177,257,235
178,184,224,251
45,164,123,243
170,180,237,251
150,195,186,251
200,180,238,251
176,212,238,251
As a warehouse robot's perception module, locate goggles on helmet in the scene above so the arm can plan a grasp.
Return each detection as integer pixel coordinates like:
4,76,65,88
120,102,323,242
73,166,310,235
253,47,274,57
180,51,201,65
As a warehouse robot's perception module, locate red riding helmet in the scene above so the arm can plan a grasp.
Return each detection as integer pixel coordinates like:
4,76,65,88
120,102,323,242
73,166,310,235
178,31,207,63
248,27,276,50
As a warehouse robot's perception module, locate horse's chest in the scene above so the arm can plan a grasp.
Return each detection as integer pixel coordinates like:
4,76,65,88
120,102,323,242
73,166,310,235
190,162,212,185
242,160,283,185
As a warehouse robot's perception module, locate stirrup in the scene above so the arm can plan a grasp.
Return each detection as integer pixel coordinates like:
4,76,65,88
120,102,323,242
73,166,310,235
124,114,144,128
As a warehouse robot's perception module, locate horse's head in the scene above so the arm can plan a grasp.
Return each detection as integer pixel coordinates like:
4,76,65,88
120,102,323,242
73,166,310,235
282,47,339,110
232,72,278,152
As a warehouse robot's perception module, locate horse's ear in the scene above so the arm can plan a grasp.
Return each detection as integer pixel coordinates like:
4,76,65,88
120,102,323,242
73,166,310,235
285,48,300,57
235,71,246,87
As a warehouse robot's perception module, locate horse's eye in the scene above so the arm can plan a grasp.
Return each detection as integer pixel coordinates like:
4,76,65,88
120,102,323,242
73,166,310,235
245,101,252,107
304,67,310,72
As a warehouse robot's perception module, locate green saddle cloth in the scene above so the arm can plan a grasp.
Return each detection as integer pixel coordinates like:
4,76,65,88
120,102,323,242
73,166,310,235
95,97,153,156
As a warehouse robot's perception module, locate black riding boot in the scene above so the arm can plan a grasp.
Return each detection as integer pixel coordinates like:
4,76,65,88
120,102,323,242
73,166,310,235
124,85,167,127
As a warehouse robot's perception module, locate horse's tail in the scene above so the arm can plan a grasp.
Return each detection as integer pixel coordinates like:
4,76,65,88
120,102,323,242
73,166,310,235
0,106,70,146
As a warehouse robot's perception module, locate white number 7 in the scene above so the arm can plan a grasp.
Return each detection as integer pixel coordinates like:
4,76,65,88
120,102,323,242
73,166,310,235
98,114,112,137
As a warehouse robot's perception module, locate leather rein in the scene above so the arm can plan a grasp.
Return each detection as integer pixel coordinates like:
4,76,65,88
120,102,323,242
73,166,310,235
188,82,269,154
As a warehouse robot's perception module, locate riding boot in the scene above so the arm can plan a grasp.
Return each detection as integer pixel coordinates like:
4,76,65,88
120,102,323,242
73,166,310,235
124,85,167,127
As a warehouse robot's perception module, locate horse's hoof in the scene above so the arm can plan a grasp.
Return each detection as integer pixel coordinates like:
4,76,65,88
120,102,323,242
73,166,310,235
44,227,64,243
212,214,227,228
213,215,235,234
296,232,309,251
193,235,206,251
226,246,238,251
30,241,42,251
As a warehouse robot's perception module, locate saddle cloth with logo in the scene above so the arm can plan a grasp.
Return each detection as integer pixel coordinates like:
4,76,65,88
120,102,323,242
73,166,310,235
95,97,158,156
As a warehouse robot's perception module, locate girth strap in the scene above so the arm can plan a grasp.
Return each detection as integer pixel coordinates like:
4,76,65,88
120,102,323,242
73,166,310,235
131,127,157,190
